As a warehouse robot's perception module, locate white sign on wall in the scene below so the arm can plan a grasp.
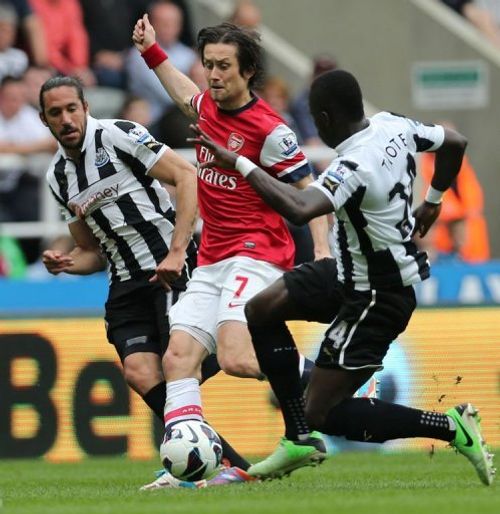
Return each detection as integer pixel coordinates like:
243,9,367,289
411,60,489,109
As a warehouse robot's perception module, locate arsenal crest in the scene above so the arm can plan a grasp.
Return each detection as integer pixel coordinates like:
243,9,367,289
227,132,245,152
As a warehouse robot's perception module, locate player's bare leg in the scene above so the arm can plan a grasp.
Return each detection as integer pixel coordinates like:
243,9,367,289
163,330,207,383
122,352,164,396
216,321,262,379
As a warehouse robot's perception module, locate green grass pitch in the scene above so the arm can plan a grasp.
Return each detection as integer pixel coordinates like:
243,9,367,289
1,451,498,514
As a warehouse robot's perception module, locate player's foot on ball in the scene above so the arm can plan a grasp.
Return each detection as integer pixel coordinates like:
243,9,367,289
248,431,326,479
139,469,197,490
194,466,257,488
447,403,496,486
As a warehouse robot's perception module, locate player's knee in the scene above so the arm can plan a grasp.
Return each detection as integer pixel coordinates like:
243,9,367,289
244,300,259,325
164,343,201,380
245,298,273,326
218,352,260,379
123,360,158,395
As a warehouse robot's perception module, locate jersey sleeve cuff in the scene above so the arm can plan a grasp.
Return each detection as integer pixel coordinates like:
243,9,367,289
144,144,169,175
309,181,337,208
428,125,445,151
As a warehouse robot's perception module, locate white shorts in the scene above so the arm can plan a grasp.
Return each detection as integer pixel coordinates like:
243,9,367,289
169,256,284,354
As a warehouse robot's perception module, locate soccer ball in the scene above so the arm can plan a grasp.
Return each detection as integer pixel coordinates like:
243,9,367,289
160,420,223,481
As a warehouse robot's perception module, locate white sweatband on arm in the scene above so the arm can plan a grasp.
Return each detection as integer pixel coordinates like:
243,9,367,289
425,185,444,204
235,156,257,178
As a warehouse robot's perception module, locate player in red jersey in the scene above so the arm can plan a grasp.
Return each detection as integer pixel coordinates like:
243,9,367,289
132,17,332,486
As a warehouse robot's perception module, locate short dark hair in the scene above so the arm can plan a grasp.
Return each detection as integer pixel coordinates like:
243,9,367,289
39,76,85,113
1,75,23,89
309,69,364,122
197,22,264,89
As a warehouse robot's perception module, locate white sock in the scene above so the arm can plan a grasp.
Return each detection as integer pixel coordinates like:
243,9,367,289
164,378,203,431
298,353,306,376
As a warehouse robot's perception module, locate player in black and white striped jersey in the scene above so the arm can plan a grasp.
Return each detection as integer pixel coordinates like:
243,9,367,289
189,69,495,485
40,76,249,487
46,111,189,284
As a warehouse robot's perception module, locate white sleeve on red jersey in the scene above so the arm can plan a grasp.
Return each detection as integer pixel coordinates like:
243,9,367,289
190,93,205,115
259,124,311,183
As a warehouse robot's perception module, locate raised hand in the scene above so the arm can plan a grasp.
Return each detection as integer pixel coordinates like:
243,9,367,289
132,14,156,53
187,124,238,170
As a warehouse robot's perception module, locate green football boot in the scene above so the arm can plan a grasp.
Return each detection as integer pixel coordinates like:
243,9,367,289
248,431,327,479
447,403,495,486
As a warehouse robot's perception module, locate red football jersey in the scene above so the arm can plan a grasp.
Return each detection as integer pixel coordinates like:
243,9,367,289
192,92,312,269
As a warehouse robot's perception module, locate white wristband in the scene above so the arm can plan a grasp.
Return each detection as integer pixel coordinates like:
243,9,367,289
425,185,444,204
235,156,256,178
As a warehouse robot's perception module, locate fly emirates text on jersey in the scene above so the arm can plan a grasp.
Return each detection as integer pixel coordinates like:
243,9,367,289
197,147,238,190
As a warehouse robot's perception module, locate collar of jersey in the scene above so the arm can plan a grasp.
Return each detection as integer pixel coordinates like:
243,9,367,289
335,119,372,155
217,93,258,115
58,115,98,159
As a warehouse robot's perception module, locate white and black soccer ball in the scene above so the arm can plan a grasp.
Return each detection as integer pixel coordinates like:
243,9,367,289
160,420,223,481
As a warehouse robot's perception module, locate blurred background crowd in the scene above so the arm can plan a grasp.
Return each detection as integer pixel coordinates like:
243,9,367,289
0,0,497,279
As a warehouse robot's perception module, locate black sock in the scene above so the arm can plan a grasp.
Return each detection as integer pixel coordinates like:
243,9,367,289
217,433,250,470
323,398,455,443
300,355,314,391
200,354,220,384
248,321,310,440
142,381,166,422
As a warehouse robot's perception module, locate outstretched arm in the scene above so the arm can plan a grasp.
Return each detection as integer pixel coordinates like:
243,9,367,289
188,124,333,226
43,220,106,276
292,174,331,259
132,14,200,119
413,127,467,237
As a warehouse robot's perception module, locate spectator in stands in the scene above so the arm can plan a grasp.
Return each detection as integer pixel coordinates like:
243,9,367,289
476,0,500,27
290,54,338,146
419,122,490,263
0,0,47,67
440,0,500,48
228,0,262,29
125,1,199,124
259,75,301,141
0,3,28,81
169,0,196,47
23,65,53,108
0,76,55,223
119,95,153,129
28,0,95,85
80,0,150,89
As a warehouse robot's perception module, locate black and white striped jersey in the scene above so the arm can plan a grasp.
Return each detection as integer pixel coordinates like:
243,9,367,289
46,115,185,283
311,111,445,291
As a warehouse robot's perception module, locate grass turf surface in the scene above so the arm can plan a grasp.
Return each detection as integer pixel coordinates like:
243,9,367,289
1,451,498,514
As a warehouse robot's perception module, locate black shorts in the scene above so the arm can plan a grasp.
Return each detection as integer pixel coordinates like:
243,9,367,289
283,258,416,370
104,276,181,362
